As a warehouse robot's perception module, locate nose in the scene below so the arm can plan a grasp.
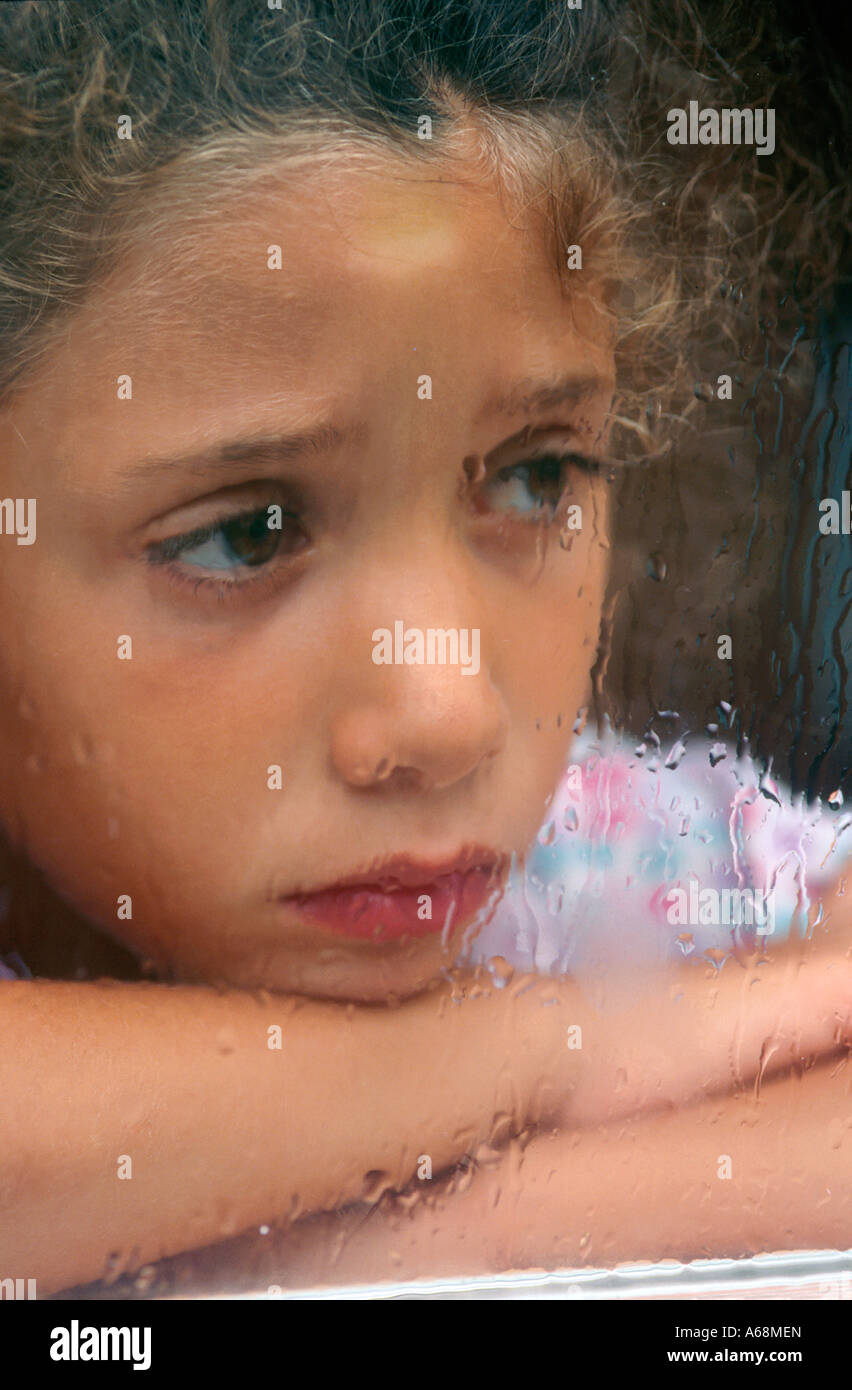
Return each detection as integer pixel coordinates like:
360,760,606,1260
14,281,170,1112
329,601,509,795
330,675,508,792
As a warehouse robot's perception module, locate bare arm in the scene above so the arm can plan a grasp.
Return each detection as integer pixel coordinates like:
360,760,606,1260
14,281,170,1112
562,948,852,1127
268,1056,852,1290
0,973,569,1295
113,946,852,1296
3,938,849,1295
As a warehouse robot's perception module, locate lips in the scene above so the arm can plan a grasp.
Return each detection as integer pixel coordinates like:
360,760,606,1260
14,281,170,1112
283,850,507,942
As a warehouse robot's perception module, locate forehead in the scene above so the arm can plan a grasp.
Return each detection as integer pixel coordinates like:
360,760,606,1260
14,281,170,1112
5,156,615,477
66,155,611,373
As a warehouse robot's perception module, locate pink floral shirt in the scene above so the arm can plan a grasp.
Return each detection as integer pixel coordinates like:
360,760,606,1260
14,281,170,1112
471,729,852,979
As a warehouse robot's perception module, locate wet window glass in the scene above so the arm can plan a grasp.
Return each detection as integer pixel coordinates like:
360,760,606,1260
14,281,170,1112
0,0,849,1314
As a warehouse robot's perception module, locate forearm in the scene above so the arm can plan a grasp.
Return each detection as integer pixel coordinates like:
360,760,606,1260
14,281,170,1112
4,944,848,1295
0,973,566,1294
563,948,852,1127
266,1055,852,1290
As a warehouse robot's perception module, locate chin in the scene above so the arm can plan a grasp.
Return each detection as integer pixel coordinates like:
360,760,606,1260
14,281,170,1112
290,947,454,1003
223,930,462,1002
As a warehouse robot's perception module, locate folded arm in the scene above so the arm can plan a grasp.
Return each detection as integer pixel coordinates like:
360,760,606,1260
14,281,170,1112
3,919,849,1295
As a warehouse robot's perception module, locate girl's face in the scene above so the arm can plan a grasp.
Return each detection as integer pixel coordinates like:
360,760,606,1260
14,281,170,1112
0,155,614,1000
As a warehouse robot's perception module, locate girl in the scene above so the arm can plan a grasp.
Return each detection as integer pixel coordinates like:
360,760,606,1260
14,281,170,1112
0,0,850,1297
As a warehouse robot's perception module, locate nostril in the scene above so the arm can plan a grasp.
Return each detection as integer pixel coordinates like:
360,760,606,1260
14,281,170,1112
377,764,423,793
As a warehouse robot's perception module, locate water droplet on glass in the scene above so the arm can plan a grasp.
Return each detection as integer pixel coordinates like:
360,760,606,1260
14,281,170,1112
828,789,844,808
694,381,714,403
563,805,579,832
462,454,485,486
538,820,556,846
101,1250,125,1286
664,738,688,770
70,732,96,766
828,1117,846,1151
362,1170,392,1204
452,1157,475,1195
488,955,514,987
546,881,564,915
647,552,667,582
676,932,695,955
133,1265,157,1293
709,742,727,766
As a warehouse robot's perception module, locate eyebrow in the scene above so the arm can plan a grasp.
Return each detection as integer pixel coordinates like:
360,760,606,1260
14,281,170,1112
117,373,611,485
118,422,362,485
483,372,611,418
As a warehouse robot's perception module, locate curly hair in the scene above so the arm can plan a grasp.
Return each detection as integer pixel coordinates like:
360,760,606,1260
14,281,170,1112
0,0,848,462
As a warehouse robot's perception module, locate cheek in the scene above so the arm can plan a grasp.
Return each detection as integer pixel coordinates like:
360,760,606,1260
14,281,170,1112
0,637,297,971
490,545,607,838
0,587,304,908
500,530,608,709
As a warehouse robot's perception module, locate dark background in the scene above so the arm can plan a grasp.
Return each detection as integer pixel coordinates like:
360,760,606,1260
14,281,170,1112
599,0,852,802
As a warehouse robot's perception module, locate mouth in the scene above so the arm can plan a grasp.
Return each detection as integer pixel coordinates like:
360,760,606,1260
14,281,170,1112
279,846,508,943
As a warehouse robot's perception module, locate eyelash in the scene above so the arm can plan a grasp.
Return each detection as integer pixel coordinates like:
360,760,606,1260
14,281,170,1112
145,450,600,604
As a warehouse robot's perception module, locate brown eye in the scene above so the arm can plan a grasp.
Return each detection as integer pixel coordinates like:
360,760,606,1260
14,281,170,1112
149,505,307,572
220,510,284,567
